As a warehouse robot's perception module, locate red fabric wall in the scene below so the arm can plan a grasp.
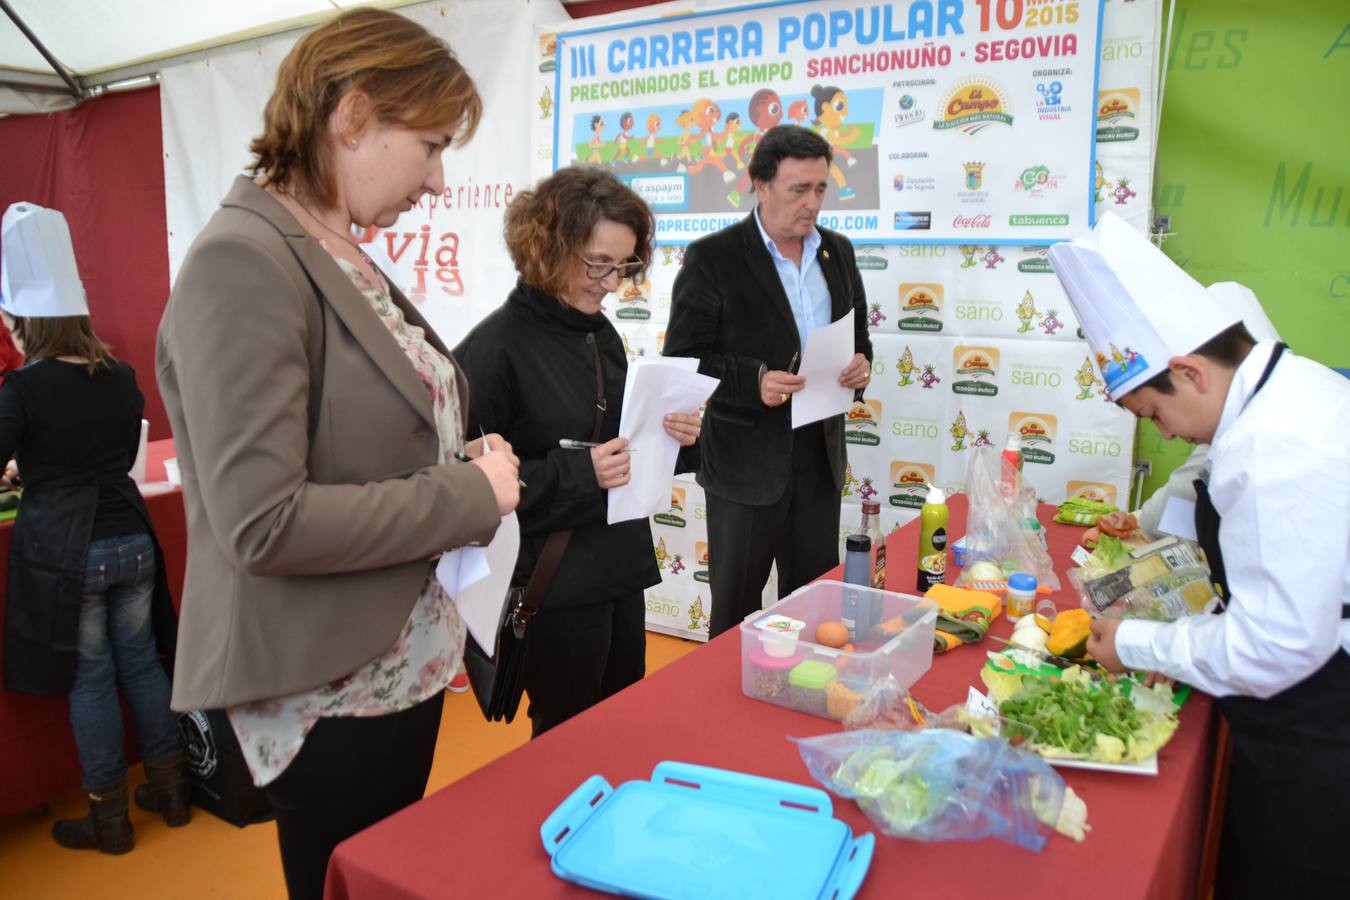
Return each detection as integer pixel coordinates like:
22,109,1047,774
0,88,172,438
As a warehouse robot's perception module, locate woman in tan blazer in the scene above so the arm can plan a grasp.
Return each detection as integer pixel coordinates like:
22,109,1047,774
155,10,519,898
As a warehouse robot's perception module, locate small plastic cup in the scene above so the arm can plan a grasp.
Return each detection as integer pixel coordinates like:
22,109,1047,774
754,614,805,658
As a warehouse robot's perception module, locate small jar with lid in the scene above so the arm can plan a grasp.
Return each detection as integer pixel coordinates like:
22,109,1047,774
1006,571,1038,621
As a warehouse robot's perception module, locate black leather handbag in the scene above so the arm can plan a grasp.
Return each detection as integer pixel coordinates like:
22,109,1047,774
463,332,607,723
463,530,569,723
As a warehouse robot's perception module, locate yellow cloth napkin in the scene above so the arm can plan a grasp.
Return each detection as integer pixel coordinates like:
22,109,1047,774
925,584,1003,653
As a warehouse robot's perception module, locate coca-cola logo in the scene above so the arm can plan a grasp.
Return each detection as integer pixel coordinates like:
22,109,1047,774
952,214,992,229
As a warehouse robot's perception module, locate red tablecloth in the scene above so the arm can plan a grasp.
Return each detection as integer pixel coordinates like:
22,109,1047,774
0,440,185,815
328,495,1219,900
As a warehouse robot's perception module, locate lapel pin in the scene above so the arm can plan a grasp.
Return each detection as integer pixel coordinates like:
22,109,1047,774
822,249,830,260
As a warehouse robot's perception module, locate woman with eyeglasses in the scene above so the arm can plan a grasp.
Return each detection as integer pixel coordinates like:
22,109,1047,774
453,166,700,736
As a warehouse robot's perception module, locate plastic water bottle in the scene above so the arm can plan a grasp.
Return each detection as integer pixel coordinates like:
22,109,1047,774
842,534,872,641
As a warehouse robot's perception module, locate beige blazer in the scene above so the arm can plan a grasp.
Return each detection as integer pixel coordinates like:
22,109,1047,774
157,176,500,711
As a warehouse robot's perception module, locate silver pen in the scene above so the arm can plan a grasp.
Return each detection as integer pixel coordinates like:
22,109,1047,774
558,439,637,451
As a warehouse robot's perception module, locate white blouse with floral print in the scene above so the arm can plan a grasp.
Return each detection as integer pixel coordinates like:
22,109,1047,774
228,254,467,787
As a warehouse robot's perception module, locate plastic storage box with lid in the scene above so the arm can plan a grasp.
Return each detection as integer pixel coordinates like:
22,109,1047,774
542,761,874,899
740,580,938,720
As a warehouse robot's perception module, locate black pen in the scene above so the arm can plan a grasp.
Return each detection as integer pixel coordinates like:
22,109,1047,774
787,351,800,374
454,450,527,488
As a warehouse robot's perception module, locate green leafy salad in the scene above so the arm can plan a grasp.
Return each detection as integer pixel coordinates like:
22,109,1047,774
981,662,1180,764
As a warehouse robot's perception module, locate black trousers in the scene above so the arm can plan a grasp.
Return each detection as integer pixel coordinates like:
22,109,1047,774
705,422,841,638
523,592,646,738
264,693,444,900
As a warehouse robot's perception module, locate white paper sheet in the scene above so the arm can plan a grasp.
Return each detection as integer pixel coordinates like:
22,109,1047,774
791,310,856,429
606,357,719,525
129,419,149,485
1156,496,1198,541
438,511,521,655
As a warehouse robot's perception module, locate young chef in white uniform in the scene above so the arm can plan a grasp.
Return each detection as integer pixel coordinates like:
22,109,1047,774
1049,212,1350,897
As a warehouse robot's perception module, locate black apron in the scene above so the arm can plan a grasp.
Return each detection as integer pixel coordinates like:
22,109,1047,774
3,474,177,696
1194,344,1350,897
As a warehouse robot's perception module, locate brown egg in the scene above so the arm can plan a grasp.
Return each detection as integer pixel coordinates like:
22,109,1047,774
815,620,850,648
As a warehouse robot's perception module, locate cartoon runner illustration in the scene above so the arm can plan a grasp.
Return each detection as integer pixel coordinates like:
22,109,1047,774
612,111,634,165
728,88,783,207
811,84,860,201
674,107,697,169
644,113,668,165
720,112,745,170
685,98,735,183
587,114,604,165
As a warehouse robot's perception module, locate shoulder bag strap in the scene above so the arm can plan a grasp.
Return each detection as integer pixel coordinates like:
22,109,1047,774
515,331,608,623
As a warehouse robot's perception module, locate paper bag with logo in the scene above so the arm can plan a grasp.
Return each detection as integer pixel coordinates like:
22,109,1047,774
175,709,272,827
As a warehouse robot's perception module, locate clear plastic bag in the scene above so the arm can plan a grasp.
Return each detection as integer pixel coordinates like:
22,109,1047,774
1068,536,1219,621
955,446,1060,592
793,728,1076,851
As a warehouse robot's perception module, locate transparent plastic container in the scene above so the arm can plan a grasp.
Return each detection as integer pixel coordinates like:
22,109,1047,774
741,580,938,721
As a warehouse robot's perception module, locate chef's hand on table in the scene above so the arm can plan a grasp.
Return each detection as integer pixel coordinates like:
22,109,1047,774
663,412,701,447
1086,616,1128,674
1,460,18,491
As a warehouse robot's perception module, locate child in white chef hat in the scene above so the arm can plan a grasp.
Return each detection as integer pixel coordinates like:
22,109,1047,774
1049,211,1350,897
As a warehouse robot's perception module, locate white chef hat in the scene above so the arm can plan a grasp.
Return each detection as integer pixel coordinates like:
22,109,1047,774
1206,281,1280,344
1047,211,1239,399
1,202,90,318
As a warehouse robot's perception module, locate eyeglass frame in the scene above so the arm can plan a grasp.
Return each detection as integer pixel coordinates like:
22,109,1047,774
579,255,646,285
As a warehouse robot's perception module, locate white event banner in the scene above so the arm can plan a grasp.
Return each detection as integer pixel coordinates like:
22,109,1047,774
552,0,1105,244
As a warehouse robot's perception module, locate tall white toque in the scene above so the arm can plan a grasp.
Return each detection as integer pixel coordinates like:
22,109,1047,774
1,202,90,319
1047,211,1239,399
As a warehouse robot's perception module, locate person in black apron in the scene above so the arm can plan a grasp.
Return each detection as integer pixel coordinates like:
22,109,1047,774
1047,214,1350,897
1,202,186,855
1190,343,1350,897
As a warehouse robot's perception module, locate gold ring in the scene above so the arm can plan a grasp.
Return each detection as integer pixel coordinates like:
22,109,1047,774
779,393,788,403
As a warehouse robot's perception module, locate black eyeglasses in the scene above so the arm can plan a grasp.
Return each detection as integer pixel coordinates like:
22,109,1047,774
580,257,646,285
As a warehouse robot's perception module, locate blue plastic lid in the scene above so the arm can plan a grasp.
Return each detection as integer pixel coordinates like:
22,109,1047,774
1008,572,1038,591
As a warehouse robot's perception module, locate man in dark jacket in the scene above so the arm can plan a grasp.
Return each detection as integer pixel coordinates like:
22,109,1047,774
665,126,873,637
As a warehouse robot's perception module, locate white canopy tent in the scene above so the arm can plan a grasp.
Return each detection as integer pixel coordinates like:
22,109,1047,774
0,0,595,113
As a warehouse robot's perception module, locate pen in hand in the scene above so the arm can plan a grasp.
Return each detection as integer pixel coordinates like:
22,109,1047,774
787,351,800,374
558,439,637,452
454,449,527,488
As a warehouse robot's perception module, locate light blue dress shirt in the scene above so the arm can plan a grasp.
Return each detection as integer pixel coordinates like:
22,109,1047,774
753,207,832,348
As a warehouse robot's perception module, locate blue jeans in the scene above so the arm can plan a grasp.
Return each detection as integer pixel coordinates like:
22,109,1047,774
68,533,181,787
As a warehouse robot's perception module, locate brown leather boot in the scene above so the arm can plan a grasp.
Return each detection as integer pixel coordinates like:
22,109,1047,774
51,780,134,854
133,752,191,827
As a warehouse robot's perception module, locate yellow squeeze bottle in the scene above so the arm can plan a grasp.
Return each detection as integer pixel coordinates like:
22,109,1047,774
916,484,949,593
